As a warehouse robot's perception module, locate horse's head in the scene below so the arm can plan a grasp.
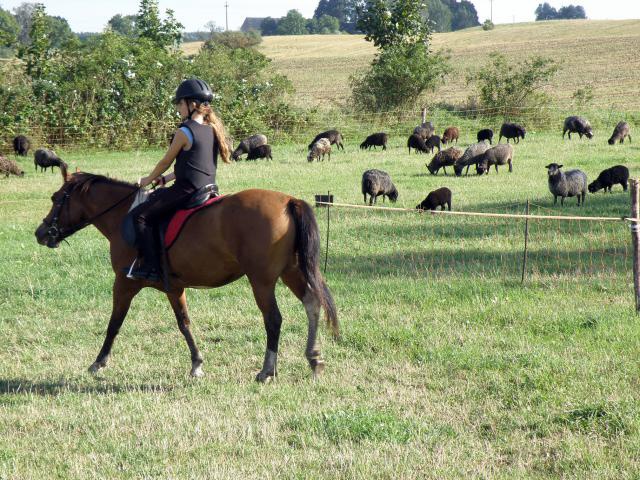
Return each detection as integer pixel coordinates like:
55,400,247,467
35,169,89,248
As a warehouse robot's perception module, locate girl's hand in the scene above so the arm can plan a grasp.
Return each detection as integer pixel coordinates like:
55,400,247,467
151,175,165,187
137,176,152,188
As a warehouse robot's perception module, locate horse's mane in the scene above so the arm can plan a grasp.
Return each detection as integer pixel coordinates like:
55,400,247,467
68,172,137,195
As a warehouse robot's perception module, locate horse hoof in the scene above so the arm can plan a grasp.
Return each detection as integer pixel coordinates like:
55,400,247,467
88,362,105,374
312,360,325,377
255,372,274,384
190,366,204,378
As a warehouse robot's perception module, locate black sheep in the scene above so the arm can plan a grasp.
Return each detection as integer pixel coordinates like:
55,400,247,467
563,116,593,140
308,130,344,151
361,169,398,205
416,187,452,211
246,144,273,161
477,129,493,144
499,123,526,143
425,135,441,153
13,135,30,156
588,165,629,193
360,132,388,150
407,134,428,154
34,149,66,173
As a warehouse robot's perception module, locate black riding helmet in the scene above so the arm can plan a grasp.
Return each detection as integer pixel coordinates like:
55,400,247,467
173,78,214,105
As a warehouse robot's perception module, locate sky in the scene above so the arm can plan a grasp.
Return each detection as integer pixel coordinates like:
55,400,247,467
0,0,638,32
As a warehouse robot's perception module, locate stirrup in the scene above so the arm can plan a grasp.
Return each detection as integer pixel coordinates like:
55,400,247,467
125,259,161,282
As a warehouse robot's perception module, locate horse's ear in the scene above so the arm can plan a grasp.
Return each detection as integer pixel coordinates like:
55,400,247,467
61,164,70,183
75,166,80,173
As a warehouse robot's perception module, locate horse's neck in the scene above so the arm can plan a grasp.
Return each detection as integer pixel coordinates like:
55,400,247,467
84,184,135,242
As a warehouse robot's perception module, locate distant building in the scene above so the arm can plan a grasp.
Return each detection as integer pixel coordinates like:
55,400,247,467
240,18,267,32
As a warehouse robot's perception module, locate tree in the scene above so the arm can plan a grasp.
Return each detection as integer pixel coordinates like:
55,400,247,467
276,10,308,35
108,14,137,36
136,0,184,48
0,7,20,47
557,5,586,19
260,17,279,36
204,21,223,33
45,15,75,48
535,3,558,20
449,0,479,30
357,0,432,49
19,3,51,79
424,0,452,32
310,14,340,34
12,2,36,44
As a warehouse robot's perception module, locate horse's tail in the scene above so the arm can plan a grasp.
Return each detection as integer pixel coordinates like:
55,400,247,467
287,199,339,338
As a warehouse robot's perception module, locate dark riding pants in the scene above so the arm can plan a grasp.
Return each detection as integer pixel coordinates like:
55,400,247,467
130,185,194,269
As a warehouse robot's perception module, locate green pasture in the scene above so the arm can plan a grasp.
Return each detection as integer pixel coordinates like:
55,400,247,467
1,130,639,478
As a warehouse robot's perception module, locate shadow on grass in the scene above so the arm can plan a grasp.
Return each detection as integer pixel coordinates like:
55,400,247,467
0,378,174,396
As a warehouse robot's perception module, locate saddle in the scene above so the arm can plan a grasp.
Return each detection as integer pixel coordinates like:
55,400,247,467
122,184,223,251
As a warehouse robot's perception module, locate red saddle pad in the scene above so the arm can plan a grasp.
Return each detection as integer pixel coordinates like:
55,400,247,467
165,195,225,248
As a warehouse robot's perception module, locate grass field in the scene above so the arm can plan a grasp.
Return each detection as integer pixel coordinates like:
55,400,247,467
1,128,640,477
185,19,640,112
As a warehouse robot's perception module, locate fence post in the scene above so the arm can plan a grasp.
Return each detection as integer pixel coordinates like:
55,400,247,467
631,180,640,313
521,199,530,284
324,190,330,274
421,107,427,125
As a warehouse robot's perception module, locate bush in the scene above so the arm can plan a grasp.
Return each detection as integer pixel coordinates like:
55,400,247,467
482,19,495,31
205,30,262,49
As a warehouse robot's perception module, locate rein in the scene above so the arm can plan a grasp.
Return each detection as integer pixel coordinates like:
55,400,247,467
43,183,139,244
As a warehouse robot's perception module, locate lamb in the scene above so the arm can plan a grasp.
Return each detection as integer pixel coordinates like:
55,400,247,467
13,135,30,156
441,127,459,145
34,149,67,173
588,165,629,193
231,134,268,160
426,147,463,175
425,135,441,153
608,121,631,145
247,144,273,161
453,142,491,176
360,132,388,150
413,121,435,140
475,144,514,175
499,123,526,143
407,133,429,154
545,163,587,206
477,129,493,144
361,169,398,205
307,138,331,162
416,187,452,211
0,155,25,177
308,130,344,151
563,116,593,140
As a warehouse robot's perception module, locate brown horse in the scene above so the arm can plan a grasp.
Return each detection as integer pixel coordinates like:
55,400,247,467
35,170,338,382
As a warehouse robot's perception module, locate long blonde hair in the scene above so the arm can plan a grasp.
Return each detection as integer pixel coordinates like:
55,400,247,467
192,103,231,164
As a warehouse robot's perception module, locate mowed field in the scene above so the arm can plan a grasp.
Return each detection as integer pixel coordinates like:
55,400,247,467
185,20,640,110
2,128,640,477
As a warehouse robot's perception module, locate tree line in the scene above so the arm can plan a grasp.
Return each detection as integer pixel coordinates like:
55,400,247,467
535,3,587,21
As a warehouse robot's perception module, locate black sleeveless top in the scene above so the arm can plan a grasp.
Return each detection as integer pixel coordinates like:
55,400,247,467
174,119,218,191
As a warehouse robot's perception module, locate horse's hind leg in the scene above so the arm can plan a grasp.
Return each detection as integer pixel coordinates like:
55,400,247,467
249,277,281,383
89,276,140,373
281,269,325,378
167,289,204,377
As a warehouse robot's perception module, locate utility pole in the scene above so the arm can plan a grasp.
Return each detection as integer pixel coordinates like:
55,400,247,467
225,1,229,31
490,0,493,23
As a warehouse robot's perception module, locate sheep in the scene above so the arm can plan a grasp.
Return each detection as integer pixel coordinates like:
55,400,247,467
425,135,441,153
308,130,344,151
475,144,514,175
416,187,452,211
608,121,631,145
247,144,273,161
414,121,435,140
34,149,67,173
453,142,491,176
477,128,493,144
0,155,25,177
232,134,267,160
588,165,629,193
360,132,388,150
545,163,587,206
499,123,526,143
13,135,30,156
361,169,398,205
307,138,331,162
563,116,593,140
441,127,459,145
407,133,429,154
426,147,463,175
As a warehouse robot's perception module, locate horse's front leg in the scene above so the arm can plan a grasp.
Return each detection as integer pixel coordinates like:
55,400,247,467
89,276,141,373
167,289,204,377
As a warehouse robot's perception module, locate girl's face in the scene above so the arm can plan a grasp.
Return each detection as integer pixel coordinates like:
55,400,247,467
176,99,189,120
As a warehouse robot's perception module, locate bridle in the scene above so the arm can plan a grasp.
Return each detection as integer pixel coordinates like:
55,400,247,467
42,182,138,245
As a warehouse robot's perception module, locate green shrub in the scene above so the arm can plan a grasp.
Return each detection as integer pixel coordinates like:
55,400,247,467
482,19,495,31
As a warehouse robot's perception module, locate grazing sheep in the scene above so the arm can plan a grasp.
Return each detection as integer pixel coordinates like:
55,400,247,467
414,121,435,140
563,116,593,140
360,132,388,150
232,134,267,160
426,147,464,175
475,144,514,175
453,142,491,176
441,127,459,145
407,133,429,154
13,135,30,156
416,187,452,211
308,130,344,151
608,122,631,145
247,144,273,161
0,155,25,177
307,138,331,162
546,163,587,206
499,123,526,143
588,165,629,193
477,129,494,144
425,135,441,153
361,169,398,205
34,149,67,173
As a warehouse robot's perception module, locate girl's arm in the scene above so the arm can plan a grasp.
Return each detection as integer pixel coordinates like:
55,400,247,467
138,130,188,187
